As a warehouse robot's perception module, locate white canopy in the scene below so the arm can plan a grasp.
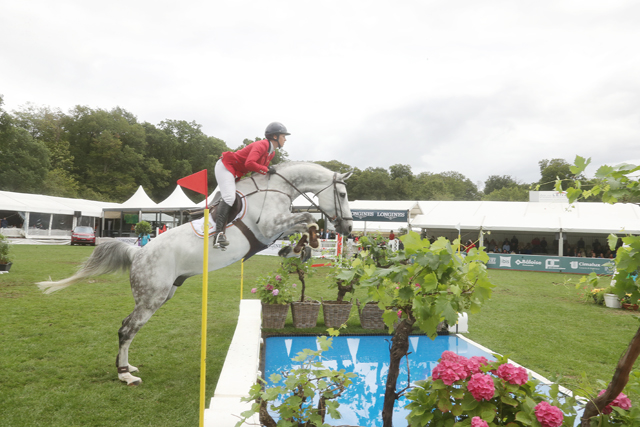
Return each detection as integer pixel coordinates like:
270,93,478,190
157,186,198,209
119,186,158,210
411,201,640,235
0,190,119,217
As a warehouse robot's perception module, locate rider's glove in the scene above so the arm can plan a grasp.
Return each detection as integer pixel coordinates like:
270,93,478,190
267,166,277,175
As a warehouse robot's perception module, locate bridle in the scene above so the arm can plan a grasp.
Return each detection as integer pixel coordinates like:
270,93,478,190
246,171,352,225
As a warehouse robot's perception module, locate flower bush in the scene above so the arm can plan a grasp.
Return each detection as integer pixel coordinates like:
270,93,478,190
252,268,295,305
405,352,578,427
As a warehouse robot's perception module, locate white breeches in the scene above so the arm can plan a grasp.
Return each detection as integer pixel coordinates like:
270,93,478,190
215,159,237,206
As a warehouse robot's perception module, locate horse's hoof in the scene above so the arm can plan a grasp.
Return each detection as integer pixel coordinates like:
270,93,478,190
293,233,309,254
278,246,292,257
307,224,320,249
119,372,142,386
128,364,138,373
301,246,312,263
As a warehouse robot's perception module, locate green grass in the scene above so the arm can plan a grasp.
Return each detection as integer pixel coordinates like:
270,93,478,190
1,246,639,426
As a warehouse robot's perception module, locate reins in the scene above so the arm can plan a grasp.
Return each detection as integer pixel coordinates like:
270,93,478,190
239,170,351,225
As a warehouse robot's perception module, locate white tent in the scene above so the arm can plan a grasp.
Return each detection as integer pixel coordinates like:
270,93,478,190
119,186,158,210
0,190,119,239
157,186,198,209
411,201,640,235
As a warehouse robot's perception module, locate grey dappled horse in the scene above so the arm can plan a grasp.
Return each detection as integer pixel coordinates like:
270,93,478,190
37,162,353,385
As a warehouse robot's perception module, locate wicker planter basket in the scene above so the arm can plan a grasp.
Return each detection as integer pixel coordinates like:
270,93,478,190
291,300,321,328
261,302,289,329
357,300,386,330
322,300,353,328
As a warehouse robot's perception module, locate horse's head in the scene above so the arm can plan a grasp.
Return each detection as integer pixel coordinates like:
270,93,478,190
314,170,354,235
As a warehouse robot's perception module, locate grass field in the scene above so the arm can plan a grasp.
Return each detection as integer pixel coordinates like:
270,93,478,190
1,244,639,426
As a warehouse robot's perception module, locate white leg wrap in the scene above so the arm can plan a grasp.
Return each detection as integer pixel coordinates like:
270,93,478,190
118,372,142,386
128,364,138,373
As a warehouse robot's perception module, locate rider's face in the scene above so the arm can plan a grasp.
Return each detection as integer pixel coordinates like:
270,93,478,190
275,134,286,148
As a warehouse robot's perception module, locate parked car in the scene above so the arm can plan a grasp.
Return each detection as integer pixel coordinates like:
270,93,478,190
71,226,96,246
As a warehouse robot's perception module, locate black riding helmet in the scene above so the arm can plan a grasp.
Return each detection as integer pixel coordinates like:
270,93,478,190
265,122,290,139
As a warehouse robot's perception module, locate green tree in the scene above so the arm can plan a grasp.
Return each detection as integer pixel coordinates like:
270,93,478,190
537,158,575,191
0,97,50,193
482,185,529,201
13,103,80,197
483,174,522,195
314,159,353,174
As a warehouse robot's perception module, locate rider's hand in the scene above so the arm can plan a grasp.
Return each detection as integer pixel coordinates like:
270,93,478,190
267,166,277,175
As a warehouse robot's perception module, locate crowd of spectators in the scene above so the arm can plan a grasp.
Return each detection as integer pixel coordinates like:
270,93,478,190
484,235,621,258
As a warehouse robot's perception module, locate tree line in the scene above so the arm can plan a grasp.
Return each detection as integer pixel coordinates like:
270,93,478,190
0,96,604,203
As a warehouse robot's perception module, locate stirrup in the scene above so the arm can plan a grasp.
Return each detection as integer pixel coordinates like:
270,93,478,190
214,232,229,248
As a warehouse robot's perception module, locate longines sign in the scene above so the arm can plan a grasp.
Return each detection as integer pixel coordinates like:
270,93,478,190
486,253,614,275
351,209,408,222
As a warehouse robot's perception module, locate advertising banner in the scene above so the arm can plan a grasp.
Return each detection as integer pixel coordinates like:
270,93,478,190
486,253,614,275
351,209,408,222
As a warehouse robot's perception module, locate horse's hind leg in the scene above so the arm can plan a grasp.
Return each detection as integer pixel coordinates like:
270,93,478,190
116,287,174,386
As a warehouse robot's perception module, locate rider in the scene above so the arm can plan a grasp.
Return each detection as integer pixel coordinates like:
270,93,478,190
212,122,290,247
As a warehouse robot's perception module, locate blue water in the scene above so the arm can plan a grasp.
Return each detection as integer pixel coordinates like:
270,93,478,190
263,335,495,427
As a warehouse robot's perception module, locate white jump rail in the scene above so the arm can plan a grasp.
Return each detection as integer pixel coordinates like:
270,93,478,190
204,299,262,427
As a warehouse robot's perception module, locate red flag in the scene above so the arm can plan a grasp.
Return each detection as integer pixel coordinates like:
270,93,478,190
177,170,208,196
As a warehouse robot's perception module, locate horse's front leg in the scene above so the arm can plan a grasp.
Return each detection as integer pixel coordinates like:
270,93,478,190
259,211,317,238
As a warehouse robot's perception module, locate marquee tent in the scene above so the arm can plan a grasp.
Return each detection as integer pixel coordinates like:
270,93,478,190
0,190,119,239
411,200,640,255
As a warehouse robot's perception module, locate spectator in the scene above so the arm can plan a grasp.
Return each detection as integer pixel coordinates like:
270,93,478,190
502,239,510,253
1,217,8,228
389,230,395,240
510,235,519,252
577,237,585,250
540,237,548,253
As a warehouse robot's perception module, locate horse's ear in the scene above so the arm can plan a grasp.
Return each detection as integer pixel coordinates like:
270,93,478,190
340,171,354,181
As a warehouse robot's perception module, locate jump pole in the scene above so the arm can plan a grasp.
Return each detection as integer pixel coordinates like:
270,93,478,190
199,209,210,427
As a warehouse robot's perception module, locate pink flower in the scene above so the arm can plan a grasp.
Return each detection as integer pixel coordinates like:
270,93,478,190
272,289,279,296
441,351,463,363
471,417,489,427
275,275,282,281
415,283,421,288
496,363,529,385
467,373,495,401
464,356,489,376
432,359,467,385
265,284,274,291
250,288,257,294
598,390,632,414
292,283,297,288
534,401,564,427
397,310,402,318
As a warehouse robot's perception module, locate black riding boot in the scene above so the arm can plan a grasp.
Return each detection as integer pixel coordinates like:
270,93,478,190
214,201,232,247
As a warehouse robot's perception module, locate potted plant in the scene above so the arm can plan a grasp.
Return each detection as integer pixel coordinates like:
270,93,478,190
604,291,621,308
0,233,12,272
251,269,295,329
282,234,320,328
322,257,359,328
236,336,355,427
621,294,639,311
353,233,396,330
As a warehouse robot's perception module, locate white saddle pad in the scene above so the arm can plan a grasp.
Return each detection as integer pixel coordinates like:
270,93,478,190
190,192,247,238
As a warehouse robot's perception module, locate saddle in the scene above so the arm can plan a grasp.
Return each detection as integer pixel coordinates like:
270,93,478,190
210,192,245,226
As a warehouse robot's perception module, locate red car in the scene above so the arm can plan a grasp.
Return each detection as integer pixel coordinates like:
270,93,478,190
71,226,96,246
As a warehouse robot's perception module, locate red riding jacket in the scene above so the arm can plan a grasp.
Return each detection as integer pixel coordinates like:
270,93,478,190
220,139,275,179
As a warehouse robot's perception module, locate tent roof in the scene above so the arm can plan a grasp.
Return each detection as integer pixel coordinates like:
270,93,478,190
157,186,198,209
0,190,119,217
411,201,640,235
119,186,158,209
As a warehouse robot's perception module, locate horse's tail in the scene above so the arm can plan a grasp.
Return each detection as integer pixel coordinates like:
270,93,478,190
37,240,138,294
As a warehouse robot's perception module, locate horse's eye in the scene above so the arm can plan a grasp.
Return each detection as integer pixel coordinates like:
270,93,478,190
340,192,346,198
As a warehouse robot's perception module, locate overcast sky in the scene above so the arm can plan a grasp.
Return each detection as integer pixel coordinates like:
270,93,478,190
2,0,639,189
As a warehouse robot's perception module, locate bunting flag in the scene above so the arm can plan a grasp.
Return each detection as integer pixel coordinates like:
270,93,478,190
177,170,208,195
